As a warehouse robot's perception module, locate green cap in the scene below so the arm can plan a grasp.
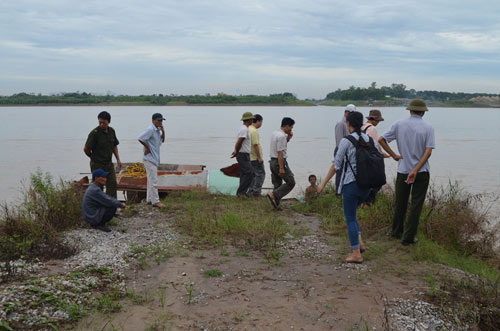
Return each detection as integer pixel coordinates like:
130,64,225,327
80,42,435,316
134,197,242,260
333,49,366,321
406,98,428,111
240,112,255,121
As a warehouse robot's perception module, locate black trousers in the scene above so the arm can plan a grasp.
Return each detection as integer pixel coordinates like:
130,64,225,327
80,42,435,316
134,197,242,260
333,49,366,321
236,152,254,196
392,172,430,242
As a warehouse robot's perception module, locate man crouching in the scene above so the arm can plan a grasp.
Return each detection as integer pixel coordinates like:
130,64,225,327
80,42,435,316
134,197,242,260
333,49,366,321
82,169,126,232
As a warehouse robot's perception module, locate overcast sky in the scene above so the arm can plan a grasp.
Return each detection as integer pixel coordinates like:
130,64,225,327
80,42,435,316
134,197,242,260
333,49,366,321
1,0,499,99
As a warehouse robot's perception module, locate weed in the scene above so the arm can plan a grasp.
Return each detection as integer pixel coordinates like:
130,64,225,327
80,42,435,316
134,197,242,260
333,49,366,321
157,285,167,308
126,288,153,305
185,282,194,305
167,191,290,260
203,269,222,277
0,170,83,273
146,312,173,331
95,291,122,313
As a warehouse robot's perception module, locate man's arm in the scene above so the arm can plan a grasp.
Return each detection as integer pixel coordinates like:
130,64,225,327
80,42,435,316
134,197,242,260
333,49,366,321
378,137,403,161
277,150,285,177
138,140,151,155
253,143,262,162
406,148,433,184
231,137,245,158
317,163,336,194
113,146,122,169
83,146,91,158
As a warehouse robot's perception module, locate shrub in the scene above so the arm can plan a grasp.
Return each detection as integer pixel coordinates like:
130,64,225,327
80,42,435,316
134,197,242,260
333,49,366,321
0,170,84,265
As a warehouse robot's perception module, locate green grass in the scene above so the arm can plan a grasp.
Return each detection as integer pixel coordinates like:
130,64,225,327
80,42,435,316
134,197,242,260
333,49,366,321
166,190,291,261
203,269,223,277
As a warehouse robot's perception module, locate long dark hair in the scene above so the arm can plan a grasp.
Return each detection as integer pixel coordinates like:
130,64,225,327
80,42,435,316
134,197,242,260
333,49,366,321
347,111,368,146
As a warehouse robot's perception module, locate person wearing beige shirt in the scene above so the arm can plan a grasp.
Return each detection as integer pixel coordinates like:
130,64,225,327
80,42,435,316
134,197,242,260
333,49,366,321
248,114,265,196
361,109,389,205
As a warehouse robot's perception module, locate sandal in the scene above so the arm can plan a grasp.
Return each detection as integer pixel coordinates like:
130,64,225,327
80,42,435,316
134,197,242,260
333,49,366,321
266,193,278,209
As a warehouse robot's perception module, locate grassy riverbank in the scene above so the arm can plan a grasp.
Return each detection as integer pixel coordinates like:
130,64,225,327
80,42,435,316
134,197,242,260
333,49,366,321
0,173,499,329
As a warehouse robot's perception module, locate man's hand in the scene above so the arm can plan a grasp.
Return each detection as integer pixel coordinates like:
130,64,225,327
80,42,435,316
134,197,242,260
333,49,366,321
121,202,127,208
117,160,123,169
230,151,237,158
258,157,263,163
144,147,151,156
316,183,324,194
406,170,417,184
287,132,293,141
383,153,391,158
392,154,403,161
279,167,285,177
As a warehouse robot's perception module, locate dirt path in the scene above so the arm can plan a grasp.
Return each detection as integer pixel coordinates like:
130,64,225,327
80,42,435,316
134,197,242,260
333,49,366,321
75,210,428,330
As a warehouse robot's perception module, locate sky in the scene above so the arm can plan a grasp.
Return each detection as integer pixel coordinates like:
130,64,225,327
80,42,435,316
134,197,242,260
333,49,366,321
1,0,499,99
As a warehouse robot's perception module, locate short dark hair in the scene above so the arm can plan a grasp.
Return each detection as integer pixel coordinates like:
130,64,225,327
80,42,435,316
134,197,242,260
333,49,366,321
281,117,295,127
253,114,263,123
308,174,316,180
98,111,111,123
412,110,425,116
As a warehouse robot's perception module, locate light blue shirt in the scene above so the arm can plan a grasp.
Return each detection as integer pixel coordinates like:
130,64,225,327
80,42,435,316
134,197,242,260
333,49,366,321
334,132,372,194
381,115,435,174
138,123,163,166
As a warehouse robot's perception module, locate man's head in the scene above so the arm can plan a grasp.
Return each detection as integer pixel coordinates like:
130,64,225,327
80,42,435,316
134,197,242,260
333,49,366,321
241,112,255,125
366,109,384,126
308,174,317,185
280,117,295,134
252,114,263,128
92,168,109,186
152,113,165,127
344,104,356,118
406,98,428,116
98,111,111,130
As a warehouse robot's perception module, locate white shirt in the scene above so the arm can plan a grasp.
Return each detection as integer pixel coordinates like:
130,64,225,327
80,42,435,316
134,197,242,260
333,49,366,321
237,124,251,153
269,129,288,159
138,123,163,166
381,115,435,174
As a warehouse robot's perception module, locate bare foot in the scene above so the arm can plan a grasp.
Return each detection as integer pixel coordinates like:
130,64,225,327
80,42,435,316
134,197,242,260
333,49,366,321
153,202,165,208
344,255,363,264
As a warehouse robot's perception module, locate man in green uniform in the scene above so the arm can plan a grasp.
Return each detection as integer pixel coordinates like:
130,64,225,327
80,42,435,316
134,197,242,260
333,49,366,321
83,111,122,198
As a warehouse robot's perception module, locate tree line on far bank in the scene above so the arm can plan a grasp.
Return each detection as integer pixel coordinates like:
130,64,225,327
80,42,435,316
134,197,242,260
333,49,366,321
0,92,308,105
325,82,500,101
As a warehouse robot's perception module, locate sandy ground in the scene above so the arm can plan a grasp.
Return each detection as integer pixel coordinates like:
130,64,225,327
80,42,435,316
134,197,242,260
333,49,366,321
72,206,434,331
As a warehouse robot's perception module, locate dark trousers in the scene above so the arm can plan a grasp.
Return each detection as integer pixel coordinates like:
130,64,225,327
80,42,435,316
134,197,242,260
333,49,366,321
90,161,117,198
236,152,254,196
364,186,382,205
269,158,295,203
392,172,430,242
249,160,266,196
100,206,117,226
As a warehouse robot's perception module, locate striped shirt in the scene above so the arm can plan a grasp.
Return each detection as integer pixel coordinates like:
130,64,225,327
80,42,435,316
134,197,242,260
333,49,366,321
334,132,373,194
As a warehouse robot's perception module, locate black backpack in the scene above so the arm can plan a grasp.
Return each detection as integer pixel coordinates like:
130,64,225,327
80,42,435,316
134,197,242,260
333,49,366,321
345,134,386,189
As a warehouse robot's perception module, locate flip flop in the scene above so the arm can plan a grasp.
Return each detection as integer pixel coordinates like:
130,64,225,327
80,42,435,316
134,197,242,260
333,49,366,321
266,193,278,209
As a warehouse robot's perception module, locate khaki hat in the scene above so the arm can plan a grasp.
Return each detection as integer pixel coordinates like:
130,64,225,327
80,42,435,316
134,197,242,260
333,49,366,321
240,112,255,121
406,98,428,111
366,109,384,121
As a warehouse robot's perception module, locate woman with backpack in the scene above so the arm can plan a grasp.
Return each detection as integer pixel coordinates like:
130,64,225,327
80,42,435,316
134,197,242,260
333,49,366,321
317,111,379,264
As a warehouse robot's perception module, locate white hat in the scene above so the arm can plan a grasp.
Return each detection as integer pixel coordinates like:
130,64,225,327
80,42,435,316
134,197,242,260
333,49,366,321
345,104,356,112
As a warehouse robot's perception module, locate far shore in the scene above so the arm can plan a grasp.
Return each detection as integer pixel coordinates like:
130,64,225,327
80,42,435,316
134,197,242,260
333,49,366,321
1,102,500,108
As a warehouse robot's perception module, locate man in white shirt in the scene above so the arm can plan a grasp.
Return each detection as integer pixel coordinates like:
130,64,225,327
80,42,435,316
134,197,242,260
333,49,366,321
379,99,435,246
231,112,255,196
138,113,165,208
267,117,295,209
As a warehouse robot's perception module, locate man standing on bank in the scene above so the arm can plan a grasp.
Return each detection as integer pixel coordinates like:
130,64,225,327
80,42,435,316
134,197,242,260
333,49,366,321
82,169,126,232
267,117,296,209
248,114,265,197
231,112,255,196
335,104,356,193
378,99,435,246
138,113,166,208
84,111,122,198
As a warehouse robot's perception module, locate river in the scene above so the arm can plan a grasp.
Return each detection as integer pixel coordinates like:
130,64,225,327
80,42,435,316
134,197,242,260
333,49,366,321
1,105,499,226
